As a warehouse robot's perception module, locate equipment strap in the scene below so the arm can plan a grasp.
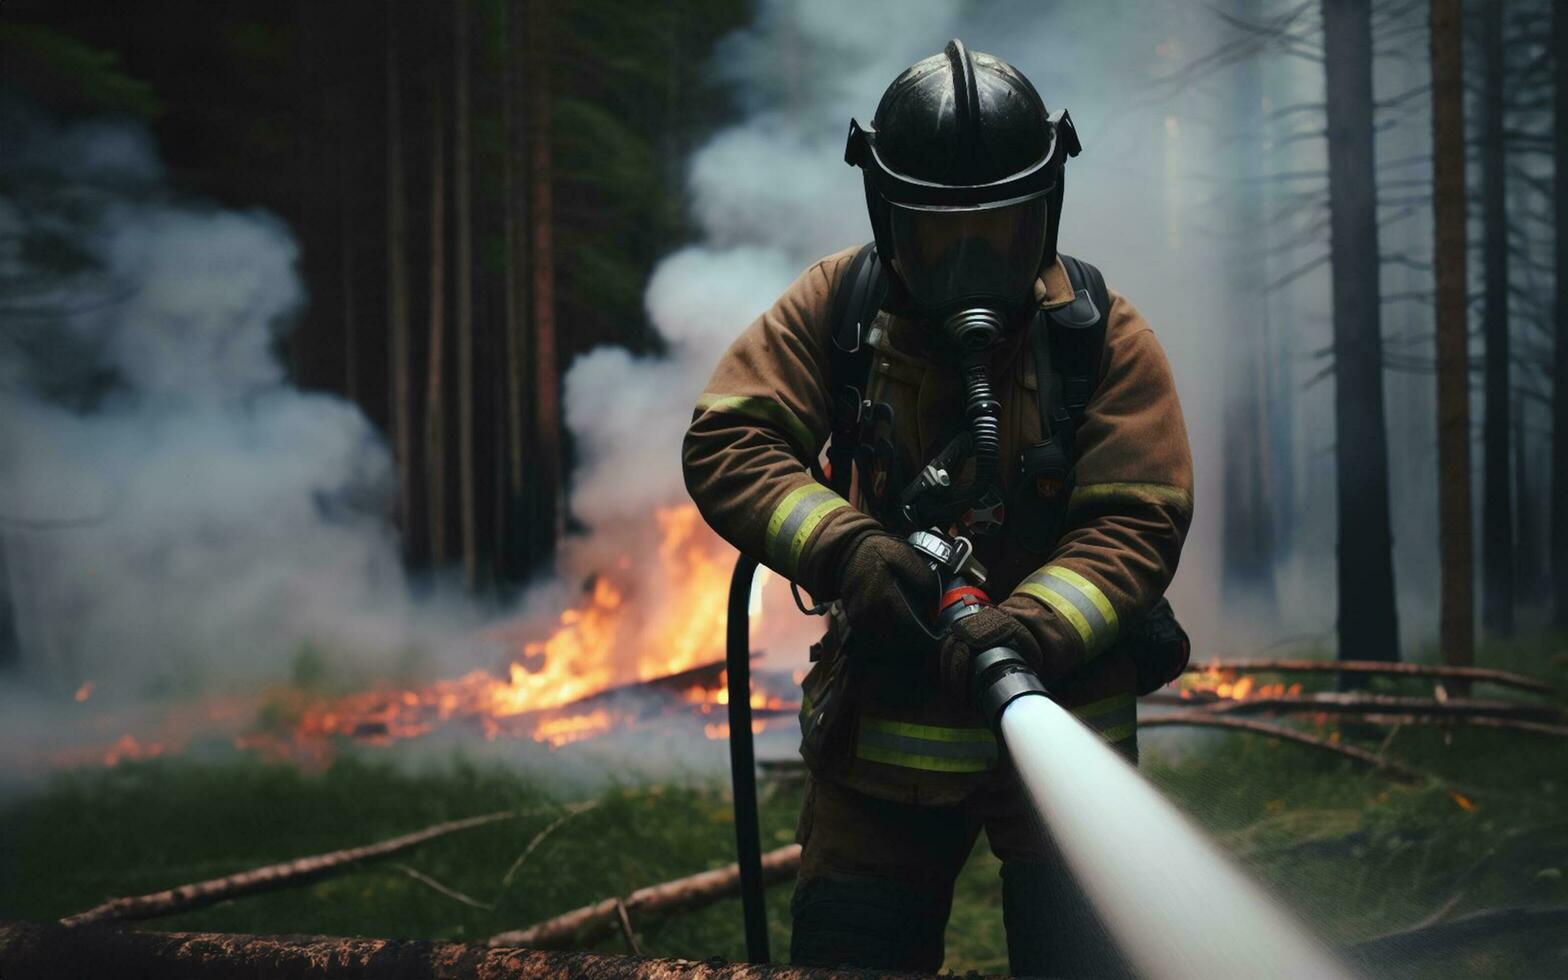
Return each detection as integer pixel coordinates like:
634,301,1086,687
824,243,887,496
1037,253,1110,463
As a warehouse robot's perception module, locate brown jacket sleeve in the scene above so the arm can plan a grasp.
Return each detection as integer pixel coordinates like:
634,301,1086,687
682,249,883,598
1000,289,1194,680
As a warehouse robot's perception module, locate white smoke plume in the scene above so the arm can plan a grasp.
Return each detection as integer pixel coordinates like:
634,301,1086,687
1,0,1442,770
0,102,486,706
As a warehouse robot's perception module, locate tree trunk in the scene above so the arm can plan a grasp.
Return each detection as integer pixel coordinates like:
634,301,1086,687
1221,0,1277,611
1430,0,1474,681
1553,0,1568,629
1321,0,1400,664
501,0,532,583
528,0,562,567
454,0,478,591
1516,399,1543,604
425,84,449,566
340,92,358,404
386,8,414,555
1479,0,1513,637
0,534,16,671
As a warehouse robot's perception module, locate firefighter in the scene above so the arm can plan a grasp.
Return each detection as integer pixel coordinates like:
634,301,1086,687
683,40,1193,977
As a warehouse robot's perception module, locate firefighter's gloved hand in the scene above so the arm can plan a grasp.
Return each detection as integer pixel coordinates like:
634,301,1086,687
938,602,1043,704
836,532,943,659
1128,597,1190,694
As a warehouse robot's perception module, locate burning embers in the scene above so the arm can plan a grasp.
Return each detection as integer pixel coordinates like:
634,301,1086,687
61,505,800,769
1175,663,1302,703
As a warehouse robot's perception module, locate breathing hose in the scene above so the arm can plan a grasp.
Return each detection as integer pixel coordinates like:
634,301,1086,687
941,306,1006,506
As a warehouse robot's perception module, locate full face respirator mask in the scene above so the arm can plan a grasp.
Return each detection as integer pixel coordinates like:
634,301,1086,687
844,39,1080,526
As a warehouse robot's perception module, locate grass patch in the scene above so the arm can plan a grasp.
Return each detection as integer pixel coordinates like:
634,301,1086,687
2,635,1565,976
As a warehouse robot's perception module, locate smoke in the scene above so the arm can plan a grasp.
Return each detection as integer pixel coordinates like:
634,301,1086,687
0,100,486,704
564,0,1257,661
0,0,1447,769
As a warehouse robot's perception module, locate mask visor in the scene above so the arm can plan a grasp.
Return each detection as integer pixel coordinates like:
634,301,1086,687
888,197,1048,318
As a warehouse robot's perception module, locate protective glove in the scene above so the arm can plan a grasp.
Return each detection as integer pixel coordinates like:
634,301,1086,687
1127,597,1190,694
835,532,943,661
937,601,1043,706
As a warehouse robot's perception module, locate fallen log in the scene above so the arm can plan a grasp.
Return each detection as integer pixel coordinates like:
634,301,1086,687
1137,713,1423,782
1351,713,1568,739
61,809,527,928
0,920,937,979
1161,691,1567,724
489,844,802,950
1347,905,1568,965
1184,658,1557,695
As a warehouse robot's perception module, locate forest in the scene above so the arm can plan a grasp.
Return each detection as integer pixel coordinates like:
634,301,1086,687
1,1,1566,978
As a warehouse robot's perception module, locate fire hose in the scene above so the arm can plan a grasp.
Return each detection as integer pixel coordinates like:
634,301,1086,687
723,528,1040,966
726,533,1352,977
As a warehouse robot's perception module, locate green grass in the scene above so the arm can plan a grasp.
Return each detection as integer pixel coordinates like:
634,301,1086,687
2,635,1566,977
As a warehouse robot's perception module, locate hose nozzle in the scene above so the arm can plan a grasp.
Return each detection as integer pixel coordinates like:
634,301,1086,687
971,645,1048,729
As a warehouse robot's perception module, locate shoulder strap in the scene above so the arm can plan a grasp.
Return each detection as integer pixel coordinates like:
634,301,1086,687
824,243,886,495
1039,254,1110,461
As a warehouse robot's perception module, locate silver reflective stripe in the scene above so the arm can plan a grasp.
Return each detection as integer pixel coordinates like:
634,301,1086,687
1014,565,1119,659
765,484,849,576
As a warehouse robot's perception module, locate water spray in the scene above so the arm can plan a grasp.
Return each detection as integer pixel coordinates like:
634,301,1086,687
911,526,1355,980
726,528,1357,976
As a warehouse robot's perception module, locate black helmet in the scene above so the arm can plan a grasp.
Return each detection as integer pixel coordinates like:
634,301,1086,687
845,39,1080,324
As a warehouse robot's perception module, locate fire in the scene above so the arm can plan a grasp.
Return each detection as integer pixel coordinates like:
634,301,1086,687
1179,664,1301,702
238,504,797,762
102,734,166,766
45,504,804,771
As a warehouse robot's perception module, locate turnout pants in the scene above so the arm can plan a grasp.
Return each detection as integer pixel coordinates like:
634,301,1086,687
789,775,1135,978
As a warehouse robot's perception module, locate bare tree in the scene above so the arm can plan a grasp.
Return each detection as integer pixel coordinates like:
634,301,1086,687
454,0,478,590
1221,0,1279,611
502,0,532,582
425,77,449,566
386,8,414,556
1322,0,1401,663
529,0,562,564
1430,0,1474,678
1553,0,1568,629
1479,0,1514,637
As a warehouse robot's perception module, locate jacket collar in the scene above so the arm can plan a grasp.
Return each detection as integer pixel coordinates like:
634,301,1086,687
1033,256,1075,310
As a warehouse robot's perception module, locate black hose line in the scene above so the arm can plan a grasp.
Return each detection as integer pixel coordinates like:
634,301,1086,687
725,553,769,964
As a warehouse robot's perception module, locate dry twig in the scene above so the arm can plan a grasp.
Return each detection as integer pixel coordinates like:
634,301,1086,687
488,843,802,949
1137,713,1422,782
60,809,527,927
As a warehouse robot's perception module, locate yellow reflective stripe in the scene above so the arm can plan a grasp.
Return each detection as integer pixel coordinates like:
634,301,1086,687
1101,723,1137,743
860,717,996,744
856,743,995,774
1068,482,1193,518
695,392,815,454
856,715,999,772
1071,692,1136,745
1016,580,1094,648
1014,565,1119,660
765,484,849,576
1071,692,1135,721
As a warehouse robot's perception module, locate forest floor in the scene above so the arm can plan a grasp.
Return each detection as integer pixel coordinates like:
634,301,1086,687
2,634,1565,979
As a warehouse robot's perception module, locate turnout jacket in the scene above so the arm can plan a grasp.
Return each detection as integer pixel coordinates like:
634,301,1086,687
682,246,1193,804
